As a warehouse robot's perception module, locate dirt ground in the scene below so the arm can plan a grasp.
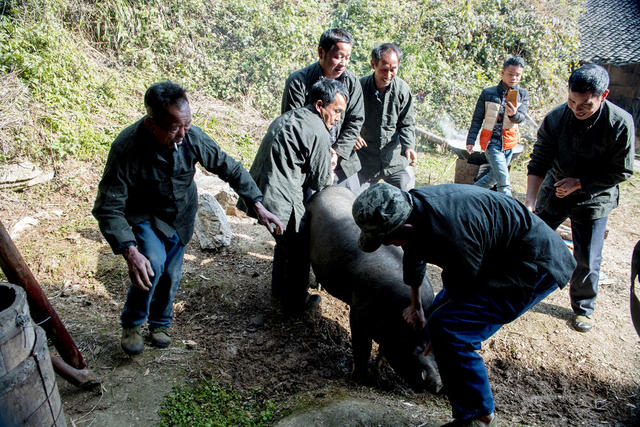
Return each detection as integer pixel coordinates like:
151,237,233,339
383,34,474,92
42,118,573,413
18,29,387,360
1,156,639,426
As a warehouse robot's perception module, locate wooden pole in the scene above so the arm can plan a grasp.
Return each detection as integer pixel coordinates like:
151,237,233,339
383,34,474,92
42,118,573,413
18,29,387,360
0,219,87,369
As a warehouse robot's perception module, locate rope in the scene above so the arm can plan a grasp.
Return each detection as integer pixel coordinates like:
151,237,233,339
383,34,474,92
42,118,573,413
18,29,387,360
22,329,59,426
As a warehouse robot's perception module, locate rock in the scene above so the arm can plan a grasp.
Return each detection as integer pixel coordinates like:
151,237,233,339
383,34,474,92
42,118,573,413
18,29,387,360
9,209,64,239
184,340,197,350
0,161,54,190
194,168,238,210
194,193,232,250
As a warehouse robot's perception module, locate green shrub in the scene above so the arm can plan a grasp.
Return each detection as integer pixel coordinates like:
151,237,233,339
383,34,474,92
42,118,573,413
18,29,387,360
0,0,581,163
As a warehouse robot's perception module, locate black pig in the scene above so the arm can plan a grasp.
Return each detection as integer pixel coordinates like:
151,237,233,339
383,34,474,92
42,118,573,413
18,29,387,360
307,186,442,392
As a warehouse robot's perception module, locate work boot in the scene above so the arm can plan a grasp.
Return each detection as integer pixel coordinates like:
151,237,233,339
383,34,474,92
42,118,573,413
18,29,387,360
573,314,594,332
121,325,143,355
150,327,171,348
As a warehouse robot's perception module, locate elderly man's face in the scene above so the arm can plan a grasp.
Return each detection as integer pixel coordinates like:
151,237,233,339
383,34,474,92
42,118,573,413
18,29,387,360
315,93,347,129
372,50,399,90
318,42,352,79
148,103,192,149
567,89,609,120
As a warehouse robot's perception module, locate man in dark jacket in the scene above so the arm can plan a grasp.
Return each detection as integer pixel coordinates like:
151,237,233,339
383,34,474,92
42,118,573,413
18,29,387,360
355,43,416,193
93,81,282,355
281,28,364,191
466,56,530,196
526,64,635,332
352,183,576,427
243,79,346,311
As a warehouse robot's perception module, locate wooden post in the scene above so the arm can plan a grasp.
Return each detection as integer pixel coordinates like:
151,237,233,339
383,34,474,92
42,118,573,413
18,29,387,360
0,219,87,369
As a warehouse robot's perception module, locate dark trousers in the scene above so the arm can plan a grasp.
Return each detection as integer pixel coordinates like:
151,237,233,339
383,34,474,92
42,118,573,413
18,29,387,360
271,214,310,307
537,210,608,316
427,274,558,420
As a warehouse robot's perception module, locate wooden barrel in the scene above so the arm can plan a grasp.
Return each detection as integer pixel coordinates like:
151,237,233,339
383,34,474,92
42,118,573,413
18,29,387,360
0,282,66,427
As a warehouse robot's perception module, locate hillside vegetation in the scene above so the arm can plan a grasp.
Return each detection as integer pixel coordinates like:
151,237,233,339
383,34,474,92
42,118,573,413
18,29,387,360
0,0,581,163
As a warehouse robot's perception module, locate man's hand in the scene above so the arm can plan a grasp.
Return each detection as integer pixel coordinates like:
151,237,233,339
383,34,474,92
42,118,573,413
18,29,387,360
403,304,426,329
330,147,338,172
403,285,426,329
554,177,581,198
123,246,154,291
466,144,475,155
505,101,518,117
253,201,283,235
404,148,418,166
354,136,367,151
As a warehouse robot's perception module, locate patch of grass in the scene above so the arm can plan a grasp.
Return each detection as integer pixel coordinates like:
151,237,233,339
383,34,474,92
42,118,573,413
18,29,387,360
158,380,279,426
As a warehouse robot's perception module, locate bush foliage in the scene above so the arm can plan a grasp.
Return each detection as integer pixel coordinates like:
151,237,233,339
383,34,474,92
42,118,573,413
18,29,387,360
0,0,580,161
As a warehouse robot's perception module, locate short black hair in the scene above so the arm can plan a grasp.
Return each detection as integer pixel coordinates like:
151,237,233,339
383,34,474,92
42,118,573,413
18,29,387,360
310,79,349,107
144,81,188,122
503,56,525,69
318,28,354,53
568,64,609,96
371,43,403,65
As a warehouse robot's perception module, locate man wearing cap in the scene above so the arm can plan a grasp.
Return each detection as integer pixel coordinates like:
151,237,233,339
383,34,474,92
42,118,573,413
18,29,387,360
352,183,575,426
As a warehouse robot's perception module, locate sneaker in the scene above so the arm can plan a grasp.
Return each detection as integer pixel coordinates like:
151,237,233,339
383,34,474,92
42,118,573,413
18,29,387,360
149,327,171,348
121,326,144,355
573,314,593,332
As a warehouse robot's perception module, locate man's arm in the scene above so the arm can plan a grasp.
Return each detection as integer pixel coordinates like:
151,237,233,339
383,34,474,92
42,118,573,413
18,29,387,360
92,146,137,254
527,112,558,180
92,146,157,290
402,248,427,329
334,78,365,160
466,90,486,154
396,88,417,166
281,75,306,114
525,174,544,211
195,132,283,234
308,136,333,191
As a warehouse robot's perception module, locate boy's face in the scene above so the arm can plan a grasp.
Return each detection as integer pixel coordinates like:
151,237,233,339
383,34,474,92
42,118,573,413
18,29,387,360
501,65,523,88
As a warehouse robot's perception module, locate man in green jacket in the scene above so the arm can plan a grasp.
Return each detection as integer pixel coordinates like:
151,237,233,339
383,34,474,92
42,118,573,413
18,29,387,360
355,43,417,193
93,81,282,355
281,28,364,191
526,64,635,332
245,79,346,311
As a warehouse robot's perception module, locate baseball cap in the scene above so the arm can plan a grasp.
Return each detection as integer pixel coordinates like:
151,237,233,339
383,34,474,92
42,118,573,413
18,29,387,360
352,183,413,252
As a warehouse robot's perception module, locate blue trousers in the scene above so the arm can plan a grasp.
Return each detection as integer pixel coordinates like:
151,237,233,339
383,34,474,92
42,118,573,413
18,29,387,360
474,143,513,196
537,210,608,316
121,221,185,329
427,274,558,420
